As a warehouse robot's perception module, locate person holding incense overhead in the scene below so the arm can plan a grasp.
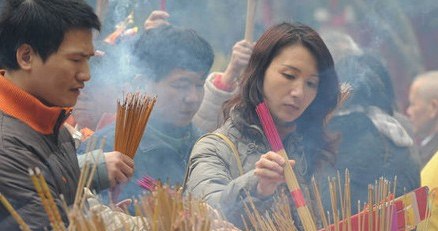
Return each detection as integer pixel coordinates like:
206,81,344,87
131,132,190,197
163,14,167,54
326,54,420,212
0,0,100,229
184,22,340,230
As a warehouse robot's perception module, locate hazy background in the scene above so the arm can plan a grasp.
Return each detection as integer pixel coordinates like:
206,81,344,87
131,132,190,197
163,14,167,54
1,0,437,111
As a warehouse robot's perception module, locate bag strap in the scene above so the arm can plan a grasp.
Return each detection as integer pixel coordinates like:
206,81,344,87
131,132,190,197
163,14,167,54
209,133,244,176
182,132,243,192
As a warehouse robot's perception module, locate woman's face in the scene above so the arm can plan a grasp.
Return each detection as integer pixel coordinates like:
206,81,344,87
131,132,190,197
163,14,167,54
263,44,319,126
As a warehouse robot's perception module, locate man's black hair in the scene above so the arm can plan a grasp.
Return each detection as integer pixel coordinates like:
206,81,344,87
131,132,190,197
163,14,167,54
0,0,101,70
132,25,214,81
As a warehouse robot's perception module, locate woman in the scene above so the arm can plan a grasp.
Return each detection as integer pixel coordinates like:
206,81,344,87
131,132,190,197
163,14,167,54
184,22,340,229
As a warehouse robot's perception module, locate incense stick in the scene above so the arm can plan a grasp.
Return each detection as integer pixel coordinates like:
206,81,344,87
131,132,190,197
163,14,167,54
255,102,316,231
35,167,64,231
311,176,329,230
244,0,256,42
0,193,31,231
29,168,59,230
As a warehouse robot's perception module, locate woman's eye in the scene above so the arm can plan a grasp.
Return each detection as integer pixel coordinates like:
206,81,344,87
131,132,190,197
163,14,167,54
282,73,296,79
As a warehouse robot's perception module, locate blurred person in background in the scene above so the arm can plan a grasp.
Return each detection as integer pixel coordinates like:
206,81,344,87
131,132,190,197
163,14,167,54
327,53,420,212
407,71,438,168
408,71,438,231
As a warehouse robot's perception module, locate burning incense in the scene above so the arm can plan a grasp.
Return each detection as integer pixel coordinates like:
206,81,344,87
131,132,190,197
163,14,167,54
0,193,31,231
255,102,317,231
115,92,156,159
244,0,257,42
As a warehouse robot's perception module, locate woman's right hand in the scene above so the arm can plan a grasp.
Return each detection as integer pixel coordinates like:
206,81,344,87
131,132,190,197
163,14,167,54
221,40,254,87
254,151,295,197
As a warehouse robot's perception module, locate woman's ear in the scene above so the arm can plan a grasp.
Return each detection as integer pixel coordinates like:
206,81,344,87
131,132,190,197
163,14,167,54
16,44,35,70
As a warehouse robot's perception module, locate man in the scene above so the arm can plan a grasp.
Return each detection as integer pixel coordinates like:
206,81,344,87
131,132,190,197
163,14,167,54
408,71,438,231
0,0,107,229
407,71,438,168
92,25,215,202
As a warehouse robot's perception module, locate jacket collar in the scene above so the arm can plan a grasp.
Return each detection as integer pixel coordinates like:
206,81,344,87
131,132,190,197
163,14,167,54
0,71,71,135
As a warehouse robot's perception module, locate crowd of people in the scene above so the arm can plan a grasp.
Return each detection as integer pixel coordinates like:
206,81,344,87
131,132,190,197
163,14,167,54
0,0,437,230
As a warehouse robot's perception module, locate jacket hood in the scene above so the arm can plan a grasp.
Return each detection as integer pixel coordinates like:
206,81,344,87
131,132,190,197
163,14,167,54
337,105,413,147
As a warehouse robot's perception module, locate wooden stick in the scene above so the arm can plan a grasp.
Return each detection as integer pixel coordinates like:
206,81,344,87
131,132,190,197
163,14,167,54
244,0,256,42
329,178,339,231
35,167,64,230
311,176,329,230
344,169,351,231
0,193,31,231
29,168,58,230
368,185,373,231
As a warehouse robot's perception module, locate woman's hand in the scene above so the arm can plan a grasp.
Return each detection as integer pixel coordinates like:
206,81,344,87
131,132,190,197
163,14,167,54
144,10,170,30
254,151,295,197
221,40,254,87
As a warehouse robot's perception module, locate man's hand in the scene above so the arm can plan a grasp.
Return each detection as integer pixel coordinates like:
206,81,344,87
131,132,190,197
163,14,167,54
104,151,134,187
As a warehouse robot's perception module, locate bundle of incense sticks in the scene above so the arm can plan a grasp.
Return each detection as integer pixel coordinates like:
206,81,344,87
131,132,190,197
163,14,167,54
255,101,317,231
138,184,217,231
243,189,298,231
2,166,432,230
0,141,237,231
137,175,158,192
311,172,431,231
115,92,156,159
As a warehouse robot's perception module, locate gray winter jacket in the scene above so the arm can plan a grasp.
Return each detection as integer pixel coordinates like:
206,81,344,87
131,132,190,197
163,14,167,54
0,74,79,230
184,110,332,229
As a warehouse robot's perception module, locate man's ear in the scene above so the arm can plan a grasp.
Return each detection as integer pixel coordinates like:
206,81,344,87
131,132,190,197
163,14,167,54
430,98,438,118
16,44,35,70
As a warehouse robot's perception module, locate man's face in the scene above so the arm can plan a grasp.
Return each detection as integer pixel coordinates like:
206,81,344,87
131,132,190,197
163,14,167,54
407,80,434,137
150,68,205,127
26,28,94,107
